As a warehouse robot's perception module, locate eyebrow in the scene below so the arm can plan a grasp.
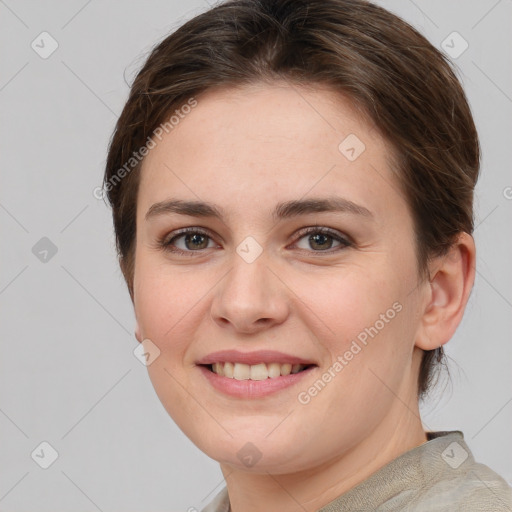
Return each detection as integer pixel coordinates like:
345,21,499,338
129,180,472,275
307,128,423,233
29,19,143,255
145,196,373,222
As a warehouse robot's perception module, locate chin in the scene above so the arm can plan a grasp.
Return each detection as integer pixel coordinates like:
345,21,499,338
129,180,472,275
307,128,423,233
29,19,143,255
190,429,311,473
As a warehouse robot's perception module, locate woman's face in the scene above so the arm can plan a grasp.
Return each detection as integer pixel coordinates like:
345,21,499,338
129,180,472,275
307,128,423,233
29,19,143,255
133,82,429,473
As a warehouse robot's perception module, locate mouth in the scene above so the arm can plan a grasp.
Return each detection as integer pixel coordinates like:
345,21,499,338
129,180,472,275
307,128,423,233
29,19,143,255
201,362,315,380
196,350,318,398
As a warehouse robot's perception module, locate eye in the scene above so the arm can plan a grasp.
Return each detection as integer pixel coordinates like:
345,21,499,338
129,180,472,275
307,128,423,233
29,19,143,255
161,228,217,255
292,227,352,253
159,226,352,257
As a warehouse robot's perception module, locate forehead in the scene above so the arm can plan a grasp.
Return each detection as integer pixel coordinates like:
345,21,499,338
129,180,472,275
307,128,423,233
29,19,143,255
137,81,405,223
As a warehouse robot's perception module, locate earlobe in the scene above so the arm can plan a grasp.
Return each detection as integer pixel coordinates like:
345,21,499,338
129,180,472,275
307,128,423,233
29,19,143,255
415,233,476,351
135,322,143,343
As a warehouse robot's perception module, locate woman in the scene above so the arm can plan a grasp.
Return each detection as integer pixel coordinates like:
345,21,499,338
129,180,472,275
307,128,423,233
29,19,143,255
103,0,512,510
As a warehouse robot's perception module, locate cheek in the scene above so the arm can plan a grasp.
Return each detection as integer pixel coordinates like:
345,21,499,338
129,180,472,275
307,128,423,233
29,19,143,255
295,263,418,393
133,259,207,427
297,266,402,344
133,256,198,358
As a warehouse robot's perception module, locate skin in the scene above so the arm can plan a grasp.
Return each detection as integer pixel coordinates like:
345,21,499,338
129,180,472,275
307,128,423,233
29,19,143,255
132,81,476,512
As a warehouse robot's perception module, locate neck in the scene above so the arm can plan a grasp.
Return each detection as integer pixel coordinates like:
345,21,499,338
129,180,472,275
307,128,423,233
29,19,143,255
220,392,427,512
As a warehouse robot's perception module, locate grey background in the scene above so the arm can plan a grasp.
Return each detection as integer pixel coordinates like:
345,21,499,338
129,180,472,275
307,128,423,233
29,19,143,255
0,0,511,510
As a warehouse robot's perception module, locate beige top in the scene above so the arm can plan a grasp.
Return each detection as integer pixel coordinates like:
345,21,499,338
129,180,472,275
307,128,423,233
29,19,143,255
201,431,512,511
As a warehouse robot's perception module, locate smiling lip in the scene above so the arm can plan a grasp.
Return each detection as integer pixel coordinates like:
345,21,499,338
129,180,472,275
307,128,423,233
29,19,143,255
198,364,316,399
196,349,317,399
196,349,316,366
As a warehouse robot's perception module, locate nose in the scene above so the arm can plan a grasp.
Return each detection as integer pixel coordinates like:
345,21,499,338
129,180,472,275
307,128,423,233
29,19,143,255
210,251,290,335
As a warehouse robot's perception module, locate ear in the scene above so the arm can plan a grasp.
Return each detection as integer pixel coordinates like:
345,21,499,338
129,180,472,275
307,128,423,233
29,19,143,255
415,233,476,351
135,321,143,343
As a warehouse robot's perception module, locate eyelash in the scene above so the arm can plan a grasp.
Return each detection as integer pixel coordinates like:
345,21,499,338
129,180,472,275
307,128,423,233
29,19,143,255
159,226,353,257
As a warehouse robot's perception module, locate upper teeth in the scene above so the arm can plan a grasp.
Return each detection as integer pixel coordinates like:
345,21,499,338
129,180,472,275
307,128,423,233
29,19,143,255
211,362,307,380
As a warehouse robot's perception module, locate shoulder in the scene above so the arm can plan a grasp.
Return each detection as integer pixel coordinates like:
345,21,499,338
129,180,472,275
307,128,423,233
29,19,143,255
385,431,512,511
200,486,230,512
409,459,512,511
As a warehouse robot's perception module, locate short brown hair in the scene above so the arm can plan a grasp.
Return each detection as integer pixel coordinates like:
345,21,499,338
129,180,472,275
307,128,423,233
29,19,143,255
104,0,480,400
